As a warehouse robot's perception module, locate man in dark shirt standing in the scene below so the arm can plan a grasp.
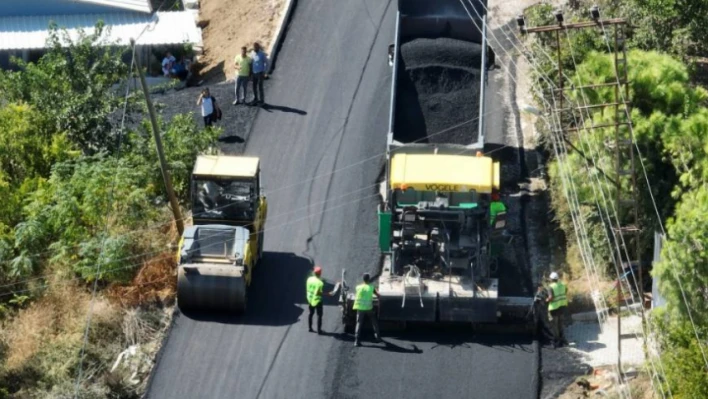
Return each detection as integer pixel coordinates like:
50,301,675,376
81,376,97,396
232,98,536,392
532,283,555,346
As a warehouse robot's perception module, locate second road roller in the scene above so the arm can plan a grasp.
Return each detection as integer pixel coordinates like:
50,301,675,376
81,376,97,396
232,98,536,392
176,155,268,312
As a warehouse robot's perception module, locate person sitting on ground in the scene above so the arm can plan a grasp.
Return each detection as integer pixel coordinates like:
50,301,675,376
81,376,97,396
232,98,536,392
162,52,176,77
172,56,190,81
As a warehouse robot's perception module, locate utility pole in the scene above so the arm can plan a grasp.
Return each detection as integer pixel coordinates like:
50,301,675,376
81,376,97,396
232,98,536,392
131,38,185,236
517,6,644,382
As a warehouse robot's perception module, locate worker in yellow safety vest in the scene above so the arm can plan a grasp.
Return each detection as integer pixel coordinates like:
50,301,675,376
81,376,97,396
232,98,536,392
306,266,337,334
353,273,381,347
546,272,569,348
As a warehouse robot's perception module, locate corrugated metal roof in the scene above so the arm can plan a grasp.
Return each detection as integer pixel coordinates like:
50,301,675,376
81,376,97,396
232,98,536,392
0,0,152,17
75,0,152,13
0,11,202,50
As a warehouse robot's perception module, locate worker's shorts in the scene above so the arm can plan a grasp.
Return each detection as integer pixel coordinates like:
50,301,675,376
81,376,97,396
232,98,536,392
309,303,323,316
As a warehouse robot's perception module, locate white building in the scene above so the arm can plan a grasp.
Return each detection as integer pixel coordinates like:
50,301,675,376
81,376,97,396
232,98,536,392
0,0,202,72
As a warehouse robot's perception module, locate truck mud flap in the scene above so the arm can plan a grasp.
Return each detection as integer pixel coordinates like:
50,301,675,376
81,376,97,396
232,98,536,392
438,297,497,323
378,295,437,322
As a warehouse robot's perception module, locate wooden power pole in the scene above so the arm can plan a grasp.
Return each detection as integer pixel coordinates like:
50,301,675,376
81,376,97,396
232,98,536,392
518,8,644,381
131,39,185,236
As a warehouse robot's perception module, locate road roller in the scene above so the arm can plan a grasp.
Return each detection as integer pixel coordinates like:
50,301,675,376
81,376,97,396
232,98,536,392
176,155,268,312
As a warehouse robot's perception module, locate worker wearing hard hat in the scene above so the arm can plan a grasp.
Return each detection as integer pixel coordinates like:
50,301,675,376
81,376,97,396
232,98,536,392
306,266,337,334
353,273,381,347
546,272,569,348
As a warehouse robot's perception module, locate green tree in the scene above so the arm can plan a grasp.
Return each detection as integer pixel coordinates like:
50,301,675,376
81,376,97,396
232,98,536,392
654,310,708,398
13,155,157,282
5,114,220,283
624,0,708,59
0,21,137,154
545,51,705,273
654,186,708,326
0,103,79,227
125,114,221,202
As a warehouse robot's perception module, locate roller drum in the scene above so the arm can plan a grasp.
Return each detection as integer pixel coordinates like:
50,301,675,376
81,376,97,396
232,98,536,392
177,264,247,312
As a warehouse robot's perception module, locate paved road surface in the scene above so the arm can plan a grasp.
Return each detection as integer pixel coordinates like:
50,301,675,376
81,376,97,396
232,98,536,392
145,1,539,398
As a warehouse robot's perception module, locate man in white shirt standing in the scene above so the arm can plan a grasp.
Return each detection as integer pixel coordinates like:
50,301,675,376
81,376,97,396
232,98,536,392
196,88,220,127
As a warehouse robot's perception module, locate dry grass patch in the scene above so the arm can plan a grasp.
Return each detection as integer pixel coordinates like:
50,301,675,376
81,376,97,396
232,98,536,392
557,369,657,399
107,252,177,308
3,284,94,370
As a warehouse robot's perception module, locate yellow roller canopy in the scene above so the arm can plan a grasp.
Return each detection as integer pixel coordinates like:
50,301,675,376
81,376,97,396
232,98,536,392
389,153,500,194
193,155,260,178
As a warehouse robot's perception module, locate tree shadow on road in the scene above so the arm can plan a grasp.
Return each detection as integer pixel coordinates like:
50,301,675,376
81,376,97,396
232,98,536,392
179,252,312,327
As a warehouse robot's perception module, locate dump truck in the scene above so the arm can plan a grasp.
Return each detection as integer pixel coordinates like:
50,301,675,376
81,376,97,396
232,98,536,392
339,0,533,331
176,155,267,312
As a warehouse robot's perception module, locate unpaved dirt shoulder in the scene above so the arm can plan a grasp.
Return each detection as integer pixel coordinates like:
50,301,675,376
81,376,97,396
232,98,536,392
196,0,288,82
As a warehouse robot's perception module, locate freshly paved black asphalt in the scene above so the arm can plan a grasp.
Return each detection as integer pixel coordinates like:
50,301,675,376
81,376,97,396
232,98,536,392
145,1,539,398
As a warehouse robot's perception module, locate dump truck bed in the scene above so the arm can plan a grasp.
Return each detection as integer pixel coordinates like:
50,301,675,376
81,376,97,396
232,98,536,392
389,0,488,148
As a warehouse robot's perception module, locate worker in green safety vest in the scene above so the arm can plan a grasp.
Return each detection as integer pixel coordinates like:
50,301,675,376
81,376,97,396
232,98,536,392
546,272,569,348
306,266,337,334
353,273,381,347
489,191,507,227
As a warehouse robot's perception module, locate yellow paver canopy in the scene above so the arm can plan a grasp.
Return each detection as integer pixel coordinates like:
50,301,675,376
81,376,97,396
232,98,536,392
193,155,260,178
389,153,500,194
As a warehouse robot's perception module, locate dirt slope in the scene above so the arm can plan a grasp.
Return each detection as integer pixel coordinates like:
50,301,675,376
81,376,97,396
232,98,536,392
197,0,286,82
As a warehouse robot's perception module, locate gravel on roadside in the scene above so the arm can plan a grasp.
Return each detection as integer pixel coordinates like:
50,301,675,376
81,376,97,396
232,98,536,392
149,80,260,155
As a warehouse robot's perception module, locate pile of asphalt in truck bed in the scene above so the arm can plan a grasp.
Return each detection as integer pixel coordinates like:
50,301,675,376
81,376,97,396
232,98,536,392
394,37,483,145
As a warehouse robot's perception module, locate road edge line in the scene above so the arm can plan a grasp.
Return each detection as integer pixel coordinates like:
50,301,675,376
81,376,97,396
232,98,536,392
267,0,298,74
140,306,179,398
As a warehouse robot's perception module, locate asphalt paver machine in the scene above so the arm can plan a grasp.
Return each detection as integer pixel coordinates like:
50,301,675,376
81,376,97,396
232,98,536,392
340,148,512,329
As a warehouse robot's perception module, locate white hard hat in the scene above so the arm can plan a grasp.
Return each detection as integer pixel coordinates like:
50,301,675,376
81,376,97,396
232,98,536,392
550,272,559,280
